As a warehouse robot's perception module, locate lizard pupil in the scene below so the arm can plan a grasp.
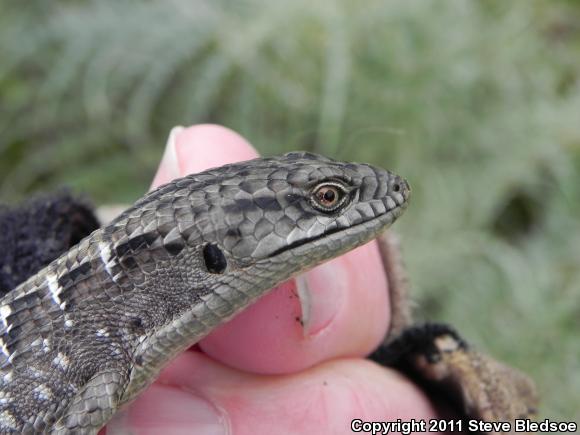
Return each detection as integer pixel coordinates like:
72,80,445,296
322,189,335,203
316,186,339,206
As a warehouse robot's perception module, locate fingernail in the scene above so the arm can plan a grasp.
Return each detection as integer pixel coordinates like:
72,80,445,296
151,126,184,187
107,385,230,435
174,124,259,175
297,259,346,336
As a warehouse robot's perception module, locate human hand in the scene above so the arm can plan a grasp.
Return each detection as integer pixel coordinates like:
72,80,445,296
105,125,442,434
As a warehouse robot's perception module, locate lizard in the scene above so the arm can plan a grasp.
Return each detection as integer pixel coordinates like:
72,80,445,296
0,151,410,433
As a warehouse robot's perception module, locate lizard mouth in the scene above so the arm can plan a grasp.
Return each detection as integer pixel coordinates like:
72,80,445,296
267,202,407,259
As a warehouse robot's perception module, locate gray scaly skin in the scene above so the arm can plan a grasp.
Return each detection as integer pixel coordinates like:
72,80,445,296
0,152,410,433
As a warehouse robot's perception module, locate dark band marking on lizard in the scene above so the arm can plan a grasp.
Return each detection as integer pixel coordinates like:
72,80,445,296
0,152,410,433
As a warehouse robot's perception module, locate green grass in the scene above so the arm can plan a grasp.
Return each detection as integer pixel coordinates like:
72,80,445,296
1,0,579,419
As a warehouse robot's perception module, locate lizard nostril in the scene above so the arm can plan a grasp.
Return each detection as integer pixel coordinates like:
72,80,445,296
393,178,411,200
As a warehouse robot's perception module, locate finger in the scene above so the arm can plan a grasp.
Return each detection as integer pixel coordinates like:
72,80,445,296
150,125,391,373
200,242,390,374
108,351,444,435
151,124,259,188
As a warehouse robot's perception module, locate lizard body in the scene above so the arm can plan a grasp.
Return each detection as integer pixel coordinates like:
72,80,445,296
0,152,410,433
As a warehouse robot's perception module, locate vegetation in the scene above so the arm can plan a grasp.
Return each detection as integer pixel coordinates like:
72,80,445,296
1,0,578,419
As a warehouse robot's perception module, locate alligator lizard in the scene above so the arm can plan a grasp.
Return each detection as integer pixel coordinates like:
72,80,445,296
0,152,410,433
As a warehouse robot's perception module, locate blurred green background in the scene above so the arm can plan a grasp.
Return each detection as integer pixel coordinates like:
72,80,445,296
1,0,578,420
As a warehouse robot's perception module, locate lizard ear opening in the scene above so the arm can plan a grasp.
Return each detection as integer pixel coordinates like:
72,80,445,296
203,243,227,274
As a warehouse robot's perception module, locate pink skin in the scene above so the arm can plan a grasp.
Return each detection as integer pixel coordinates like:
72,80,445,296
103,125,442,434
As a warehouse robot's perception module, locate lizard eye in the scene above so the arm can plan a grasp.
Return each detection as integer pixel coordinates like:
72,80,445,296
311,182,349,213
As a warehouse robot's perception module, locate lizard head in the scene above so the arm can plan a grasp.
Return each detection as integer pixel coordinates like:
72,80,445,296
190,151,411,283
113,151,409,287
